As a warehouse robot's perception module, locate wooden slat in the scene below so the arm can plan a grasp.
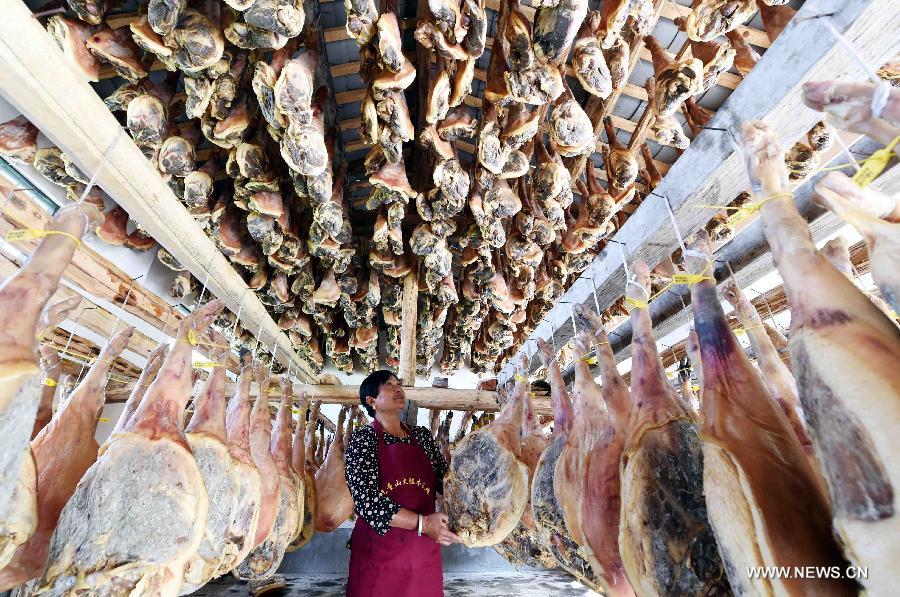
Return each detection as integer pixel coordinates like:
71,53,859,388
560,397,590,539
0,2,317,382
499,0,900,385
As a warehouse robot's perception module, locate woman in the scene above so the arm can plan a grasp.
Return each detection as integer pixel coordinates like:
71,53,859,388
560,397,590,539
345,371,461,597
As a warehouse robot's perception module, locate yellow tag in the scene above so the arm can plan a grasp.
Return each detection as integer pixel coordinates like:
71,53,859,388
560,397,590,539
42,378,57,387
98,417,109,422
672,273,713,285
194,361,223,368
626,296,648,310
691,385,700,392
852,145,895,188
514,374,528,383
187,329,198,346
734,327,745,335
727,209,753,227
6,229,45,241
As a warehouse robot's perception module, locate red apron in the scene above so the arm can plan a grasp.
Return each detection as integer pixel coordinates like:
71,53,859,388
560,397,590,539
346,420,442,597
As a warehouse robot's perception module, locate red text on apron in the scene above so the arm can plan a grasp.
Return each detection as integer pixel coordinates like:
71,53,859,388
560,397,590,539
346,420,442,597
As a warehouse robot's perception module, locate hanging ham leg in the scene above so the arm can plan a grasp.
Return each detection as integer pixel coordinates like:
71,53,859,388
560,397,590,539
445,375,529,546
305,401,322,474
0,326,132,589
105,343,168,443
494,378,556,569
742,120,900,595
37,299,224,595
721,279,812,452
813,174,900,313
215,355,262,576
314,406,357,532
31,346,61,440
687,233,854,595
802,80,900,156
817,172,900,224
29,294,80,439
530,340,591,582
288,396,316,551
280,378,305,545
181,333,244,593
243,362,280,553
819,235,895,318
0,202,101,567
237,375,301,579
618,261,729,596
574,304,635,597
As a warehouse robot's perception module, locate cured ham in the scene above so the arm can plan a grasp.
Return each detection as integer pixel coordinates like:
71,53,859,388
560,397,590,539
742,120,900,595
236,375,301,580
573,305,634,597
37,299,224,595
288,398,316,551
107,343,168,441
31,346,62,441
0,116,39,164
181,335,243,593
618,260,729,595
687,232,853,595
314,406,357,532
215,356,262,576
445,376,529,546
0,202,101,570
243,362,280,553
814,173,900,313
721,279,812,452
494,380,555,569
530,340,595,584
0,326,133,589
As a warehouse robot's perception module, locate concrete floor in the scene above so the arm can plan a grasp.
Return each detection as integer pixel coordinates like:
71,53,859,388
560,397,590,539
192,571,601,596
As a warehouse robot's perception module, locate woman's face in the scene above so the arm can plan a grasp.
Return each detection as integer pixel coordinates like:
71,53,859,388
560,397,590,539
368,375,406,415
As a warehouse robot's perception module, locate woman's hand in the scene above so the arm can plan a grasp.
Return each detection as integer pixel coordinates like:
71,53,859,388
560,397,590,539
422,512,462,546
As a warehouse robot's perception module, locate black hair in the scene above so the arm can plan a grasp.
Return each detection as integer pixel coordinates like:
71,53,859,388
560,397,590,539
359,370,398,417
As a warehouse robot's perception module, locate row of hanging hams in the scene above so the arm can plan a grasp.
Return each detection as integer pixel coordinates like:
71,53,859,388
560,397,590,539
34,0,379,376
442,85,899,595
0,208,367,593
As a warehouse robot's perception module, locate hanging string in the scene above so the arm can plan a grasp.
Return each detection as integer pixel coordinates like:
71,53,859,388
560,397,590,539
253,318,264,354
821,21,890,118
77,129,125,206
230,290,247,342
102,275,139,387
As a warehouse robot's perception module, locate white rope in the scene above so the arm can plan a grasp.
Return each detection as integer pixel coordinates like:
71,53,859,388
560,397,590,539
822,20,891,118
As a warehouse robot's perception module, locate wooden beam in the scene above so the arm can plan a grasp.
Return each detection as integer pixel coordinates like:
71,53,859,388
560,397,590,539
106,382,527,412
498,0,900,385
397,267,418,385
0,2,316,382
